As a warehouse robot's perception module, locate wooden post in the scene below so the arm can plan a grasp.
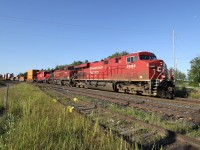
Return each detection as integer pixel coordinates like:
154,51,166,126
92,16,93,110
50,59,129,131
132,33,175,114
6,83,9,114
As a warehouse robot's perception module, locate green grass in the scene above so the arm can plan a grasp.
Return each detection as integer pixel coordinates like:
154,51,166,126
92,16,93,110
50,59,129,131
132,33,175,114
0,83,130,150
188,88,200,99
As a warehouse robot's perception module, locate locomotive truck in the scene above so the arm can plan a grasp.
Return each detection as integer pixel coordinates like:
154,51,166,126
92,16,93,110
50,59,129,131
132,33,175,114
36,51,175,99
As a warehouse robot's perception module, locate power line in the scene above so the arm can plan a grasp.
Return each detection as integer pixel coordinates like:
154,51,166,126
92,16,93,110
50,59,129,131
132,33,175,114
162,57,195,60
0,14,174,35
0,14,132,32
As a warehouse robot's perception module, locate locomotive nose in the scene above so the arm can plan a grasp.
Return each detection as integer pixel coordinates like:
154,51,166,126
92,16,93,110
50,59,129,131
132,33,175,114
149,60,167,80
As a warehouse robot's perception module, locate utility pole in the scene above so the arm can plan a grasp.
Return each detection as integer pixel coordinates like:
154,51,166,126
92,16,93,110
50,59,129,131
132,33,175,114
173,30,176,79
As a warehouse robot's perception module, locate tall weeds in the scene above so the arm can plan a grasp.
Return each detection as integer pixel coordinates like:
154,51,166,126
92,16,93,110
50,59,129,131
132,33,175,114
0,83,129,149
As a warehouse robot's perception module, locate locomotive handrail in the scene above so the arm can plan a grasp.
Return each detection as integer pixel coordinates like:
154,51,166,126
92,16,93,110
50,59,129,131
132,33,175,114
150,69,156,80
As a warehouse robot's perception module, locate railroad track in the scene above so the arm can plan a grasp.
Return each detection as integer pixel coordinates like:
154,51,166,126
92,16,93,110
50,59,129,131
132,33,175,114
39,84,200,124
175,97,200,105
37,83,200,150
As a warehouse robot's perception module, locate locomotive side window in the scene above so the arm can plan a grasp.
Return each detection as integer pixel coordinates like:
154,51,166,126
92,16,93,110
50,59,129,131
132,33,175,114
131,57,134,62
104,60,109,64
115,58,119,63
140,55,148,60
127,57,131,63
140,55,157,60
127,56,137,63
135,56,138,62
68,67,74,70
151,55,157,60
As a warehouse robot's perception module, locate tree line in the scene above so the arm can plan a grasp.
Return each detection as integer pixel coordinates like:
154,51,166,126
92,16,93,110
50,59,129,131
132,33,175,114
188,56,200,86
53,51,129,70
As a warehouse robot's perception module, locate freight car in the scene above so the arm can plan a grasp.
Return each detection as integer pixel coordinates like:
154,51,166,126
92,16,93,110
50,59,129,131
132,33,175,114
27,70,39,82
36,51,175,98
19,76,26,82
2,73,14,80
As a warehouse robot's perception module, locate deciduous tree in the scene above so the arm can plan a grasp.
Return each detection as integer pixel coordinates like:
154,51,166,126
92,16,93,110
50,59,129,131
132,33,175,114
108,51,129,58
188,56,200,86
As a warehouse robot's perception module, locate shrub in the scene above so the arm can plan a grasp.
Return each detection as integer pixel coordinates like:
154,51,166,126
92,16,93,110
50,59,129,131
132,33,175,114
0,80,6,86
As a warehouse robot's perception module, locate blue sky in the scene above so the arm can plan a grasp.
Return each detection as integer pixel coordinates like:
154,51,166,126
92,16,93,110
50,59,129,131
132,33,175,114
0,0,200,76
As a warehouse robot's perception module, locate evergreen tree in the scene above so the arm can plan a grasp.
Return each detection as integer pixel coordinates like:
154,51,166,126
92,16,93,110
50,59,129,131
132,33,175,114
70,61,83,66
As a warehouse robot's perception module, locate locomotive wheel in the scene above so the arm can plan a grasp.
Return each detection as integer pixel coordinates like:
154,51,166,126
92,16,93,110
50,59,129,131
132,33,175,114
166,87,174,99
113,83,119,92
83,83,88,88
167,91,174,99
161,89,166,98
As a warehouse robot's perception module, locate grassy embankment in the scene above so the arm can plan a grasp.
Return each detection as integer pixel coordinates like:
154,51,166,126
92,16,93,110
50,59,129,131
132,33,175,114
188,87,200,99
175,85,200,99
175,86,200,99
0,83,130,150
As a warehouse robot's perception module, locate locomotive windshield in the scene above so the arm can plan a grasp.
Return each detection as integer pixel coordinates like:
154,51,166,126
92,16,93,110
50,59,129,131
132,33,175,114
139,54,157,60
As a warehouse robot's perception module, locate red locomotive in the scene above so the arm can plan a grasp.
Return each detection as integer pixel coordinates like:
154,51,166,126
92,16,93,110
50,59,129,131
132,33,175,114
36,51,175,98
48,66,76,86
36,71,51,83
37,66,76,85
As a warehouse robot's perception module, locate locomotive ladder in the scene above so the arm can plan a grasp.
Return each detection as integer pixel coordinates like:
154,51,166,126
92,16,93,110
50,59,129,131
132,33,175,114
71,73,78,80
152,79,160,96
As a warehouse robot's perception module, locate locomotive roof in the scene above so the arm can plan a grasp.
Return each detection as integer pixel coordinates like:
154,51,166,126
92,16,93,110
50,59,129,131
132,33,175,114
124,51,155,57
134,51,155,55
102,51,156,61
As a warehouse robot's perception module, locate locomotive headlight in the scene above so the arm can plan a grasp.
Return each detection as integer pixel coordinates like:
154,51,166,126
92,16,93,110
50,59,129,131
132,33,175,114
157,66,162,72
161,75,166,79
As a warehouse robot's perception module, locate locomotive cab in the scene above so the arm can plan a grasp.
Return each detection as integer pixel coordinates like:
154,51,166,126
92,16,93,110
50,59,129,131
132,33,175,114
126,52,175,98
135,52,169,81
138,52,174,98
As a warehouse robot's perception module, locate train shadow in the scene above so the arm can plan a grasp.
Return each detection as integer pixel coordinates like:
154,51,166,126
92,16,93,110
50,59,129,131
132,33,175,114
0,105,5,116
141,130,176,150
175,86,195,98
141,130,194,150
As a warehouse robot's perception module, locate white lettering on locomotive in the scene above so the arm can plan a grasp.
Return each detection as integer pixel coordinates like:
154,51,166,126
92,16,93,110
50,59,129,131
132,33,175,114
90,71,99,74
127,64,135,69
90,66,103,70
